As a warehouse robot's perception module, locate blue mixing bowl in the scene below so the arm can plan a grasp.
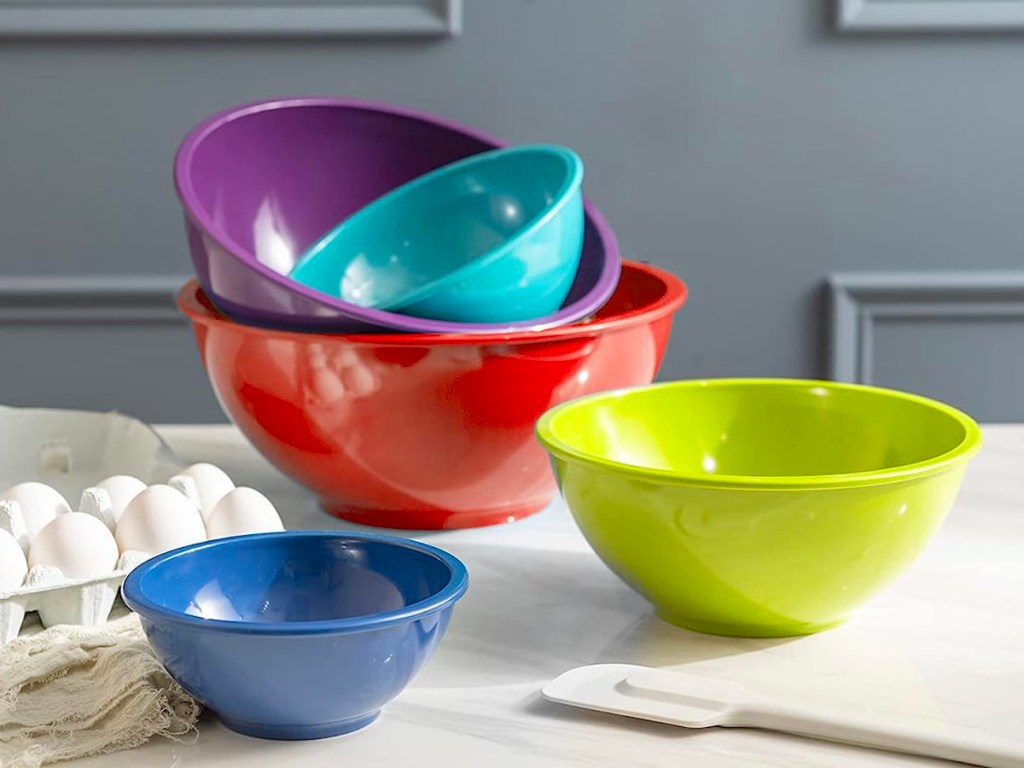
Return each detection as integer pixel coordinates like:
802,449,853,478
288,144,586,324
121,531,469,740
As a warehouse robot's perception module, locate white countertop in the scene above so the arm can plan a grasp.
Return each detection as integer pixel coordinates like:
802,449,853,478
70,424,1024,768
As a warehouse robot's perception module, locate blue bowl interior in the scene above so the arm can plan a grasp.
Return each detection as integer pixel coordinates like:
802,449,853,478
132,535,455,624
289,146,582,310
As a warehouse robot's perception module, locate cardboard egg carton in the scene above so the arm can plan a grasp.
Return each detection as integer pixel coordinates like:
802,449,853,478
0,405,184,645
0,478,204,644
0,557,142,646
0,407,286,645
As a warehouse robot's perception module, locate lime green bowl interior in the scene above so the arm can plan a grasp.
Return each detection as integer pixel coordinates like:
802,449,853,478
536,379,982,637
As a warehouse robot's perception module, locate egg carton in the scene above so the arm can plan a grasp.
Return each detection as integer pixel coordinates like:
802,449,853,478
0,558,144,645
0,405,184,645
0,405,186,647
0,405,181,502
0,478,199,645
0,476,286,646
0,406,286,646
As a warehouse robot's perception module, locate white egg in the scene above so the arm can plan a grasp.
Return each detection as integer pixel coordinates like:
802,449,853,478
0,482,71,545
0,528,28,591
115,484,207,556
176,463,235,522
205,487,284,540
29,513,119,581
94,475,148,524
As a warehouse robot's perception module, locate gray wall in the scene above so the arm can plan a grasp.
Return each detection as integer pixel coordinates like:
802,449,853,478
1,0,1023,423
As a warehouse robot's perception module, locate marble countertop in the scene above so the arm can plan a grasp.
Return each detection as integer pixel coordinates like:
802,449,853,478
70,424,1024,767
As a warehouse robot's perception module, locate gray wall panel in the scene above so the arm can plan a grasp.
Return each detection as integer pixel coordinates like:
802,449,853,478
0,323,223,422
1,1,1022,421
872,317,1024,422
827,271,1024,420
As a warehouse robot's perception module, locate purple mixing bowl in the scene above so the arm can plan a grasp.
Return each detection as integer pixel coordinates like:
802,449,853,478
174,98,621,333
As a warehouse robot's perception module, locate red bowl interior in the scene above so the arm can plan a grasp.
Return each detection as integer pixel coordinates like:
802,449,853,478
179,260,688,529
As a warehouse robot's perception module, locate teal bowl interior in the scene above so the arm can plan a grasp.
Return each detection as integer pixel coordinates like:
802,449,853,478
289,144,585,323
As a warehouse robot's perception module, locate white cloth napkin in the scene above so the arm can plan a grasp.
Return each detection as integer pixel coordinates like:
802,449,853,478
0,614,200,767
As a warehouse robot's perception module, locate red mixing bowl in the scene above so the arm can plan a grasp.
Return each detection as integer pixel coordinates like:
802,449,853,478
178,261,687,529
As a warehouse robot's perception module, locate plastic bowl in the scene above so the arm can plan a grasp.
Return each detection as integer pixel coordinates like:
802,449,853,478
536,379,982,637
174,97,619,333
121,530,468,740
177,261,688,530
290,145,585,323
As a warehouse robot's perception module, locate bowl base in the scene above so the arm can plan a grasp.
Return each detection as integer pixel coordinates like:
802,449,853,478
219,710,380,741
321,499,550,530
656,610,847,639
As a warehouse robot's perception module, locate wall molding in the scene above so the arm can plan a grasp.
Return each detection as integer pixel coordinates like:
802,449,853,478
0,0,461,38
828,271,1024,383
0,276,188,325
838,0,1024,32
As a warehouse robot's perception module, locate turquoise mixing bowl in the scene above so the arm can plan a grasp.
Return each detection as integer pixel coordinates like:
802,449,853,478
288,145,585,324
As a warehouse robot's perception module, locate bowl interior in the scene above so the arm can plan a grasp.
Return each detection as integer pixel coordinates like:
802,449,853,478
544,381,972,481
183,103,498,274
133,535,455,623
290,145,582,308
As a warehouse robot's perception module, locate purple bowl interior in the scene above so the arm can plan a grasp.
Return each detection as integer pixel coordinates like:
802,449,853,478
176,99,620,333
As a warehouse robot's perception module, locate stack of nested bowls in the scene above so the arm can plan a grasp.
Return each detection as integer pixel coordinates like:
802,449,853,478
174,97,688,530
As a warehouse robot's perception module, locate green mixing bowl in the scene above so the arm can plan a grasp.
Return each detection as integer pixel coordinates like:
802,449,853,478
536,379,982,638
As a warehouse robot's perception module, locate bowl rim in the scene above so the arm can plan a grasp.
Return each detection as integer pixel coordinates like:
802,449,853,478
536,378,984,490
120,530,469,635
172,96,620,334
176,259,688,346
291,144,585,312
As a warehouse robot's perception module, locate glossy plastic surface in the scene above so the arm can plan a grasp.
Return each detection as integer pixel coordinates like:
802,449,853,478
175,98,619,333
121,531,468,740
177,261,688,530
537,379,982,637
290,145,585,323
